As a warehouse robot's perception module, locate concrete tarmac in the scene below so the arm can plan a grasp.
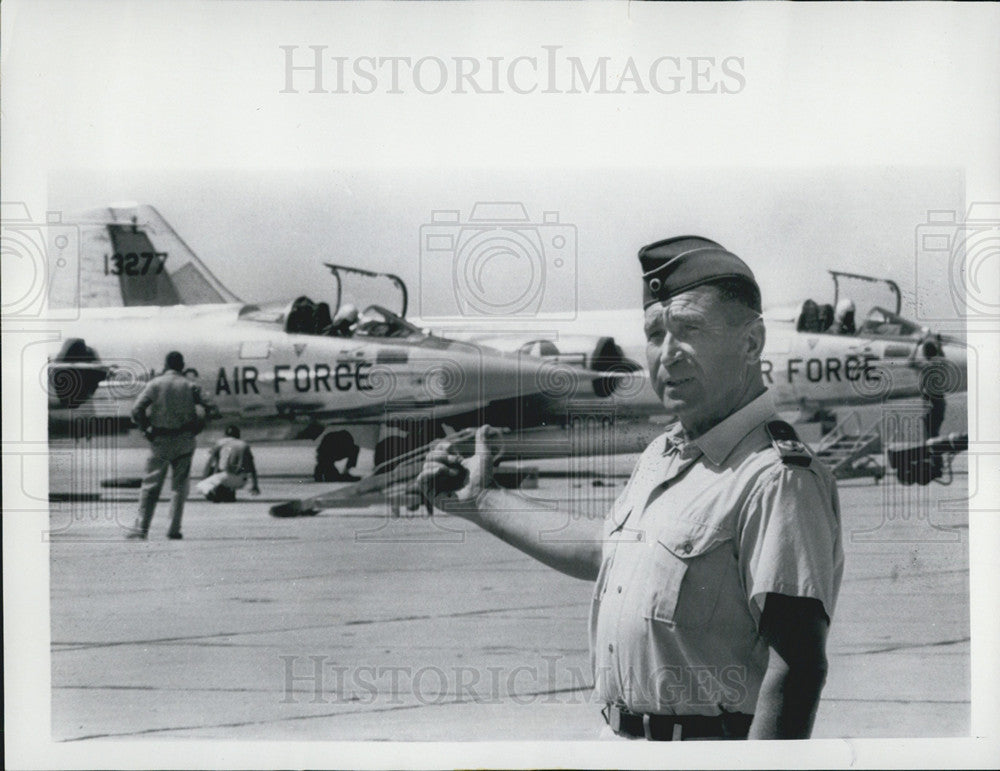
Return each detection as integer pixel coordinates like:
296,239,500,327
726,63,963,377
49,440,969,742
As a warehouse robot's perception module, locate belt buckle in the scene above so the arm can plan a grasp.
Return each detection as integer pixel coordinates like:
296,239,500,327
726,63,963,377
672,722,683,741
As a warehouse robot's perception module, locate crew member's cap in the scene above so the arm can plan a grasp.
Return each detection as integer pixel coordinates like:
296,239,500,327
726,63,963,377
639,236,760,311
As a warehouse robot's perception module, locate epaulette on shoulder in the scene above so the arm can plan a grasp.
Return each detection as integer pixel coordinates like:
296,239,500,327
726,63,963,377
765,420,812,468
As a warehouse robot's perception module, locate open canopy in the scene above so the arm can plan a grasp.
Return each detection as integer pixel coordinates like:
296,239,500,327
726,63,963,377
238,298,428,341
324,263,408,319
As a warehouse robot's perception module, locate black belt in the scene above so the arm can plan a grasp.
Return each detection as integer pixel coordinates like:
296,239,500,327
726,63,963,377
603,704,753,741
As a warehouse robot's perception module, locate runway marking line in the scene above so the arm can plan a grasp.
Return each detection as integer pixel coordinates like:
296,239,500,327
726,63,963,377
50,601,581,652
60,684,596,742
836,636,970,656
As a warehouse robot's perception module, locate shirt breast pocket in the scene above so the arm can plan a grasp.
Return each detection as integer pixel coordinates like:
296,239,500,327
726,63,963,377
644,521,731,629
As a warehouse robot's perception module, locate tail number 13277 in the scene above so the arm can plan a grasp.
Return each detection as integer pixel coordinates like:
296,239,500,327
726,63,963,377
104,252,168,276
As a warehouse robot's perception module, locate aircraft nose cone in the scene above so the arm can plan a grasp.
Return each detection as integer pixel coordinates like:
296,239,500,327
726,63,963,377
475,352,589,403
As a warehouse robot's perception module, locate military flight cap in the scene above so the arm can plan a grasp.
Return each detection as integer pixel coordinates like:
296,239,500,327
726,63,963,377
639,235,761,311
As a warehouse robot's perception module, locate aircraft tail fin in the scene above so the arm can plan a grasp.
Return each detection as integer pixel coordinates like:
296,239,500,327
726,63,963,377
52,203,240,310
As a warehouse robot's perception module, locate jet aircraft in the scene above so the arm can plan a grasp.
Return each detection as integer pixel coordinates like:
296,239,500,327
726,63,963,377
44,204,967,485
408,271,969,485
412,270,968,424
44,205,635,475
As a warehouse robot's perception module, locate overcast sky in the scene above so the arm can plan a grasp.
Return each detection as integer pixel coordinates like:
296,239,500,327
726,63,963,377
49,166,965,330
3,2,994,339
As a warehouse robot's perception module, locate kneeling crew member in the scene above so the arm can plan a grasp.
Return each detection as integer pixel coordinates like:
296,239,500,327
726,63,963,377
198,425,261,502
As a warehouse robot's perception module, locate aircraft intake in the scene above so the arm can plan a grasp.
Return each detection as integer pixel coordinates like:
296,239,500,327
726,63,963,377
588,336,642,397
49,338,109,409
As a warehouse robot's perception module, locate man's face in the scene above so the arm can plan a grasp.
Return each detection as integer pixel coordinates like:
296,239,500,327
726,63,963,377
644,285,759,436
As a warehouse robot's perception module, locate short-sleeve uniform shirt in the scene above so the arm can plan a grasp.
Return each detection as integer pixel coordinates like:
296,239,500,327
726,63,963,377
590,390,843,716
214,437,253,475
131,370,206,431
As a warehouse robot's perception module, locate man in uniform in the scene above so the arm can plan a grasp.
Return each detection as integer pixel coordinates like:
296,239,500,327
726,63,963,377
313,429,361,482
413,237,844,740
327,303,359,337
831,297,856,335
128,351,214,540
197,424,261,502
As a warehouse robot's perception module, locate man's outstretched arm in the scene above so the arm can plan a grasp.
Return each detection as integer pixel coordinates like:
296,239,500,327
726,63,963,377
412,426,603,581
449,488,603,581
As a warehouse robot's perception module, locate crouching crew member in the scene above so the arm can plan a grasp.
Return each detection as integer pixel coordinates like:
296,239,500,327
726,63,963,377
314,429,360,482
197,425,261,502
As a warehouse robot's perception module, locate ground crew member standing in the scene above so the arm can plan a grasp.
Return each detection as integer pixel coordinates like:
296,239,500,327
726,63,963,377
128,351,214,540
414,236,844,740
197,425,261,502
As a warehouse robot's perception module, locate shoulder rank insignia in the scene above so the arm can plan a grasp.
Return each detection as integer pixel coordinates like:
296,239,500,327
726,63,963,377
765,420,812,468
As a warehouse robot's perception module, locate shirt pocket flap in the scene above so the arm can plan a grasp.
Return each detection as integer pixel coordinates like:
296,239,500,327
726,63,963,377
646,521,731,628
656,519,729,559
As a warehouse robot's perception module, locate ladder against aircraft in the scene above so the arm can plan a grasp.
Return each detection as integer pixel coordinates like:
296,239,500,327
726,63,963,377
813,411,886,482
809,410,966,486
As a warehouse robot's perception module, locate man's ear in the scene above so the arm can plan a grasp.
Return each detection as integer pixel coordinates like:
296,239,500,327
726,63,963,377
746,318,766,363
